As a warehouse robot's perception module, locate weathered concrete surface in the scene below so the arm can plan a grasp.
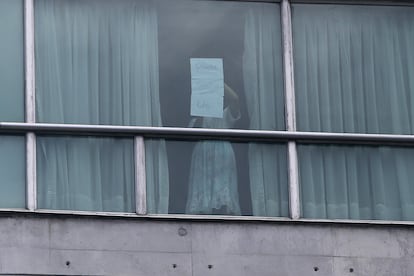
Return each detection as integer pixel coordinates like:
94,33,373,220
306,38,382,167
0,214,413,275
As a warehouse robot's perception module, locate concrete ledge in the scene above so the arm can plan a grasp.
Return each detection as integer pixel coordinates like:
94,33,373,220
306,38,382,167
0,214,413,275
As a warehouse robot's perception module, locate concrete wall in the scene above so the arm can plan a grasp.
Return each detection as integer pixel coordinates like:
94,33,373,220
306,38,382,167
0,214,413,276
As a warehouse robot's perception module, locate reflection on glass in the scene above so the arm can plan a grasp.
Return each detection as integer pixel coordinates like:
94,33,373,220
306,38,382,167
293,5,414,134
0,0,24,121
147,140,289,217
0,136,25,208
299,144,414,221
35,0,284,130
37,136,135,212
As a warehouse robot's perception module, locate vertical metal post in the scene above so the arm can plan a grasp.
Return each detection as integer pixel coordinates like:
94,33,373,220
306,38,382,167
287,141,300,219
135,136,147,215
282,0,300,219
25,0,36,211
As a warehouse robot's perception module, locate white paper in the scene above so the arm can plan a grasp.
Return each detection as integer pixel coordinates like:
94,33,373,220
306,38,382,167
190,58,224,118
191,94,224,119
190,58,224,79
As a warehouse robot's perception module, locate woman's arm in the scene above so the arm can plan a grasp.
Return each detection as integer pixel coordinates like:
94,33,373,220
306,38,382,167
224,83,240,116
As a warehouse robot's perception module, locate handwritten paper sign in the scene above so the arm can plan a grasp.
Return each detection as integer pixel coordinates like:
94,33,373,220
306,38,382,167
190,58,224,118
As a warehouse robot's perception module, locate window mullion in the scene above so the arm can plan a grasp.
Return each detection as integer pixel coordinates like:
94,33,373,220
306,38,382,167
282,0,296,132
287,142,300,219
282,0,300,219
24,0,36,211
26,133,36,211
135,136,147,215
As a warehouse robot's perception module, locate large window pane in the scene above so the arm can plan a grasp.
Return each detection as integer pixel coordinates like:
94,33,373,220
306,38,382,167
37,136,135,212
299,144,414,221
35,0,284,131
146,140,288,217
293,5,414,134
0,136,25,208
158,0,284,131
0,0,24,121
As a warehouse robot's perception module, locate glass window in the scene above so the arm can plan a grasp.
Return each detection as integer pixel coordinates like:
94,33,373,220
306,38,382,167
146,139,289,217
0,136,25,208
34,0,286,216
293,5,414,134
298,144,414,221
0,0,24,122
37,136,135,212
35,0,285,131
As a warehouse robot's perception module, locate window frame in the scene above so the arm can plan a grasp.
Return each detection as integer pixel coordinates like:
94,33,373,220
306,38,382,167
0,0,414,225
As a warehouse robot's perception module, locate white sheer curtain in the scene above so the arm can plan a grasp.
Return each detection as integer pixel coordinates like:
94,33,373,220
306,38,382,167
37,137,135,212
293,5,414,220
35,0,169,213
299,145,414,221
243,5,289,217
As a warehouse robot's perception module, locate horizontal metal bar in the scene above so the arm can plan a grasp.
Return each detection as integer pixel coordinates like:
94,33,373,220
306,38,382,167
159,0,281,3
33,209,139,217
2,122,414,145
142,214,414,227
290,0,414,6
190,0,280,2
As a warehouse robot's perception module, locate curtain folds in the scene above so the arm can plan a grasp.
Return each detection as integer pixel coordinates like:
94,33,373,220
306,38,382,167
299,145,414,221
35,0,169,213
293,5,414,220
37,137,135,212
294,5,414,134
243,6,288,217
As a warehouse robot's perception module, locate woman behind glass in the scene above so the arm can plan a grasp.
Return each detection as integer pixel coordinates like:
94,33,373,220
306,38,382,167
186,83,241,215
